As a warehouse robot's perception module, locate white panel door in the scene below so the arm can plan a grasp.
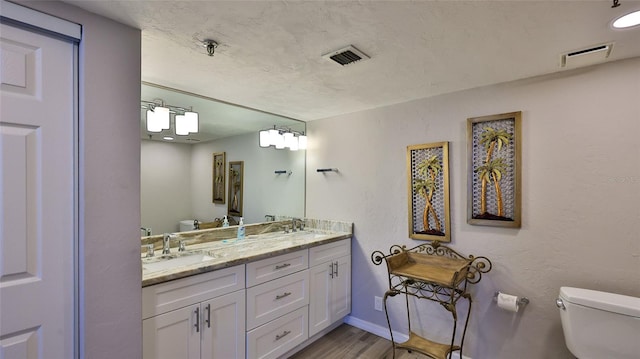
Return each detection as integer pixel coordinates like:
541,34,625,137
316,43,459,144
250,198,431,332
0,23,75,359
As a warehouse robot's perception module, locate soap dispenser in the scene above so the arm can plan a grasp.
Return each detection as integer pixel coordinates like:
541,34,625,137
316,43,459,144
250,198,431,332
237,217,245,239
222,216,229,227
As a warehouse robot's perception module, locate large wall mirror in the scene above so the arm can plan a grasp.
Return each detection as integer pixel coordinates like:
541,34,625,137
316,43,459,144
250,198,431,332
141,82,306,235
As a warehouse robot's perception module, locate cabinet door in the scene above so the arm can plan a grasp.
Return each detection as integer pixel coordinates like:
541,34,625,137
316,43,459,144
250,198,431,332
331,255,351,321
201,290,246,359
143,304,200,359
308,261,332,337
309,255,352,337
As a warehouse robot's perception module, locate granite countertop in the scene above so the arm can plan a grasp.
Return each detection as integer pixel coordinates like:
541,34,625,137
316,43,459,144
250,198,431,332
142,226,352,287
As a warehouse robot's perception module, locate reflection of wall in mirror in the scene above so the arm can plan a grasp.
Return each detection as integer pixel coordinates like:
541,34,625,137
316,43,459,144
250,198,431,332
141,131,305,234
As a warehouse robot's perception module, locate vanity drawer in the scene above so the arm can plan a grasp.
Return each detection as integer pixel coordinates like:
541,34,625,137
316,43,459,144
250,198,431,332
309,238,351,267
246,249,308,287
246,269,309,330
142,265,245,319
246,306,308,359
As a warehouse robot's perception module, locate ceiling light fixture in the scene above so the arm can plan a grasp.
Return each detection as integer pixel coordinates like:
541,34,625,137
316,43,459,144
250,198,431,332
259,126,307,151
612,10,640,28
142,99,199,135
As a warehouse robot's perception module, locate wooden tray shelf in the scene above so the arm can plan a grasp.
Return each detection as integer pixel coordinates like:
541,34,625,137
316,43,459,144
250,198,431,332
386,251,471,288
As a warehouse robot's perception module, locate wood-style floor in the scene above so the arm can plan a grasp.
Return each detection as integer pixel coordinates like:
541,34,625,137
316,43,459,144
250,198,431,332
288,324,426,359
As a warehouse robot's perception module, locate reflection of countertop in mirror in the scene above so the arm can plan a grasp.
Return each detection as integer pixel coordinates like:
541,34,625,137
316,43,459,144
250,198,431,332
141,219,352,287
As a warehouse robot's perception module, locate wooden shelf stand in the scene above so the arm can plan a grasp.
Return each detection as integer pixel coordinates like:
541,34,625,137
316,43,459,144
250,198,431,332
372,241,491,359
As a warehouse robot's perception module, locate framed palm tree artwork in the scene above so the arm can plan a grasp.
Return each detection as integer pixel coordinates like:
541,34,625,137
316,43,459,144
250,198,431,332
407,142,451,242
467,111,522,228
212,152,225,204
228,161,244,217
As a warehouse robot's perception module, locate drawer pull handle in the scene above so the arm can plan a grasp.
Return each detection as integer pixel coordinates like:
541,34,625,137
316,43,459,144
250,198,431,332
275,330,291,341
334,261,339,277
194,307,200,333
275,263,291,270
275,292,292,300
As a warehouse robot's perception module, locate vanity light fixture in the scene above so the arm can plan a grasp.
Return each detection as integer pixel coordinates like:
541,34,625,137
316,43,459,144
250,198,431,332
259,126,307,151
142,99,199,136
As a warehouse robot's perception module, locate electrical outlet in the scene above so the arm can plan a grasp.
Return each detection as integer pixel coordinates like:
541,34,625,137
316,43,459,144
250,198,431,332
374,296,383,311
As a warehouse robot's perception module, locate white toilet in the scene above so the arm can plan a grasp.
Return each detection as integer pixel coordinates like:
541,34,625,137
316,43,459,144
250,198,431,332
557,286,640,359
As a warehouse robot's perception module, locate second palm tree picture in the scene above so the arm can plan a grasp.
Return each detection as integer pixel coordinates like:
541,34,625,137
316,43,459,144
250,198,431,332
467,112,522,228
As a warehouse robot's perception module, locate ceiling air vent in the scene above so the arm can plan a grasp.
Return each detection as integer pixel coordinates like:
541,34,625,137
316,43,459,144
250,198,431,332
561,43,613,68
323,45,370,66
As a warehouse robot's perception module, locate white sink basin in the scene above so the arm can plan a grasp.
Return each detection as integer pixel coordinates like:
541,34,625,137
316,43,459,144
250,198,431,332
142,253,215,272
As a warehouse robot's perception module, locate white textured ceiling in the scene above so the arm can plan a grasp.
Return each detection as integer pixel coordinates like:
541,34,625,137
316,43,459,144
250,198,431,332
64,0,640,121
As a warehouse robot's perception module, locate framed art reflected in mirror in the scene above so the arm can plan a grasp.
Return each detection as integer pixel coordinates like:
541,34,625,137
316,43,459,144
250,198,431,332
228,161,244,217
212,152,226,204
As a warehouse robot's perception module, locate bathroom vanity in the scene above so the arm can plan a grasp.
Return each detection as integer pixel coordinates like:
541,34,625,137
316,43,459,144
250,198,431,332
141,220,352,359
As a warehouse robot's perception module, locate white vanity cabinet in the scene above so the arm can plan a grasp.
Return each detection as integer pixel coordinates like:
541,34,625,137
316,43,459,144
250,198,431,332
142,265,246,359
142,236,352,359
308,239,352,337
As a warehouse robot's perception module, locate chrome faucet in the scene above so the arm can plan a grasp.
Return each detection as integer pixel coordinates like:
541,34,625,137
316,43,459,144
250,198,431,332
265,214,275,222
162,233,172,254
291,218,303,232
141,227,152,236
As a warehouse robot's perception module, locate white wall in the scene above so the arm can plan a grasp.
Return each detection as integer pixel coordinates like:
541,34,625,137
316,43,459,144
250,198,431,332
13,1,143,358
306,58,640,359
141,140,192,234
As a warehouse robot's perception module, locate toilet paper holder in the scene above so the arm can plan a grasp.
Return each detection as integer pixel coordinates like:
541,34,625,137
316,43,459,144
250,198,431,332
493,291,530,306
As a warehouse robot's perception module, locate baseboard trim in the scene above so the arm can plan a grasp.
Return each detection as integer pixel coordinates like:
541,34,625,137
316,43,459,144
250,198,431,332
343,315,472,359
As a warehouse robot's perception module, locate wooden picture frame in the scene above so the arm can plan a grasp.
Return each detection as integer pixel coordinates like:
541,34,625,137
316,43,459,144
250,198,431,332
212,152,226,204
407,142,451,242
467,111,522,227
228,161,244,217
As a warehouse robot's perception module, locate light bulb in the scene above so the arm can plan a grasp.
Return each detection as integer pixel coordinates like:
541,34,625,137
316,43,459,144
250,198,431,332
175,114,189,135
146,110,162,132
298,135,307,150
289,136,299,151
283,132,294,148
154,106,170,130
259,130,271,147
274,133,285,149
185,111,198,133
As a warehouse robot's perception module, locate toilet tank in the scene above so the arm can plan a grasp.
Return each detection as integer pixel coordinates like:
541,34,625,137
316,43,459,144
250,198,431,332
558,287,640,359
179,220,195,232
